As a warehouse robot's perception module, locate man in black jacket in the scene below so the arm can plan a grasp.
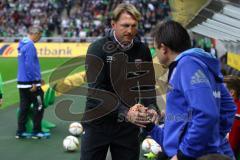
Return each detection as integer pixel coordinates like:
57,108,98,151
80,3,159,160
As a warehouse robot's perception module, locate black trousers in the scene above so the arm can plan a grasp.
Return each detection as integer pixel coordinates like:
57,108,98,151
17,87,44,133
80,113,140,160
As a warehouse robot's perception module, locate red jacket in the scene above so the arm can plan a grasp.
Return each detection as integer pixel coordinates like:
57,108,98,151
229,99,240,156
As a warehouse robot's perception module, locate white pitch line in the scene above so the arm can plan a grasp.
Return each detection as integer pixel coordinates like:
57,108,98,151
3,68,56,85
3,61,85,85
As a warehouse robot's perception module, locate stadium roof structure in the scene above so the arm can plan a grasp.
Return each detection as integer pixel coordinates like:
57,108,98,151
178,0,240,72
185,0,240,43
169,0,211,27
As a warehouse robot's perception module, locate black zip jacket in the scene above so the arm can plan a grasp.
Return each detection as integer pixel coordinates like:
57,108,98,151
84,30,159,120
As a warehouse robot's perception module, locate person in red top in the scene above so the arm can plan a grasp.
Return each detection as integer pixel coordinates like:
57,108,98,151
224,75,240,159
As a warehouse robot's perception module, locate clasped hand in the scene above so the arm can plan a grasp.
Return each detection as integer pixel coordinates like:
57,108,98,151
127,104,159,127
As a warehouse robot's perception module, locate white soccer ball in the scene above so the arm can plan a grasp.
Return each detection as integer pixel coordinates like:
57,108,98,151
142,138,162,153
142,138,156,152
63,135,79,152
151,145,162,154
69,122,83,136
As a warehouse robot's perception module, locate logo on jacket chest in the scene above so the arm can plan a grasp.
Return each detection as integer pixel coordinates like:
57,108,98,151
106,56,114,63
213,90,221,98
134,59,142,70
191,70,209,85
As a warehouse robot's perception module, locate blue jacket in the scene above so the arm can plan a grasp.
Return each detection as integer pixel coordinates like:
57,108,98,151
17,37,41,85
149,48,236,158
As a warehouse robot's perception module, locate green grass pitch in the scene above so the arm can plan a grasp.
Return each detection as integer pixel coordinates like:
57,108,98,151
0,57,76,108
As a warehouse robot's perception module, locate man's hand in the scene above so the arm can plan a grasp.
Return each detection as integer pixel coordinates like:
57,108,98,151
41,80,45,85
30,84,37,92
127,104,150,127
147,109,159,124
170,155,178,160
226,133,229,140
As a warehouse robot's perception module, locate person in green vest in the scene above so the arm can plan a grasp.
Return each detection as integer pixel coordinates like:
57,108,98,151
0,74,3,106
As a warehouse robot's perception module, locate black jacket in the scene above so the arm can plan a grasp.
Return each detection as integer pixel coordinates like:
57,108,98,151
84,31,158,119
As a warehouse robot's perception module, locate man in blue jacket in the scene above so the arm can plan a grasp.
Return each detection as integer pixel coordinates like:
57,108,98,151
146,20,236,159
16,26,50,139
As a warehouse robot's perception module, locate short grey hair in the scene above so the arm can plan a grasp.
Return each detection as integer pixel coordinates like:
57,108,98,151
28,26,43,34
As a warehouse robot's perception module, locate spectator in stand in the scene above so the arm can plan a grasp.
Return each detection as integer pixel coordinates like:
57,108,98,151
224,75,240,159
0,0,171,38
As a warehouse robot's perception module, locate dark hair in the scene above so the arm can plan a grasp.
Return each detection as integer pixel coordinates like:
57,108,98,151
221,69,227,76
197,154,231,160
224,75,240,97
152,20,191,53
